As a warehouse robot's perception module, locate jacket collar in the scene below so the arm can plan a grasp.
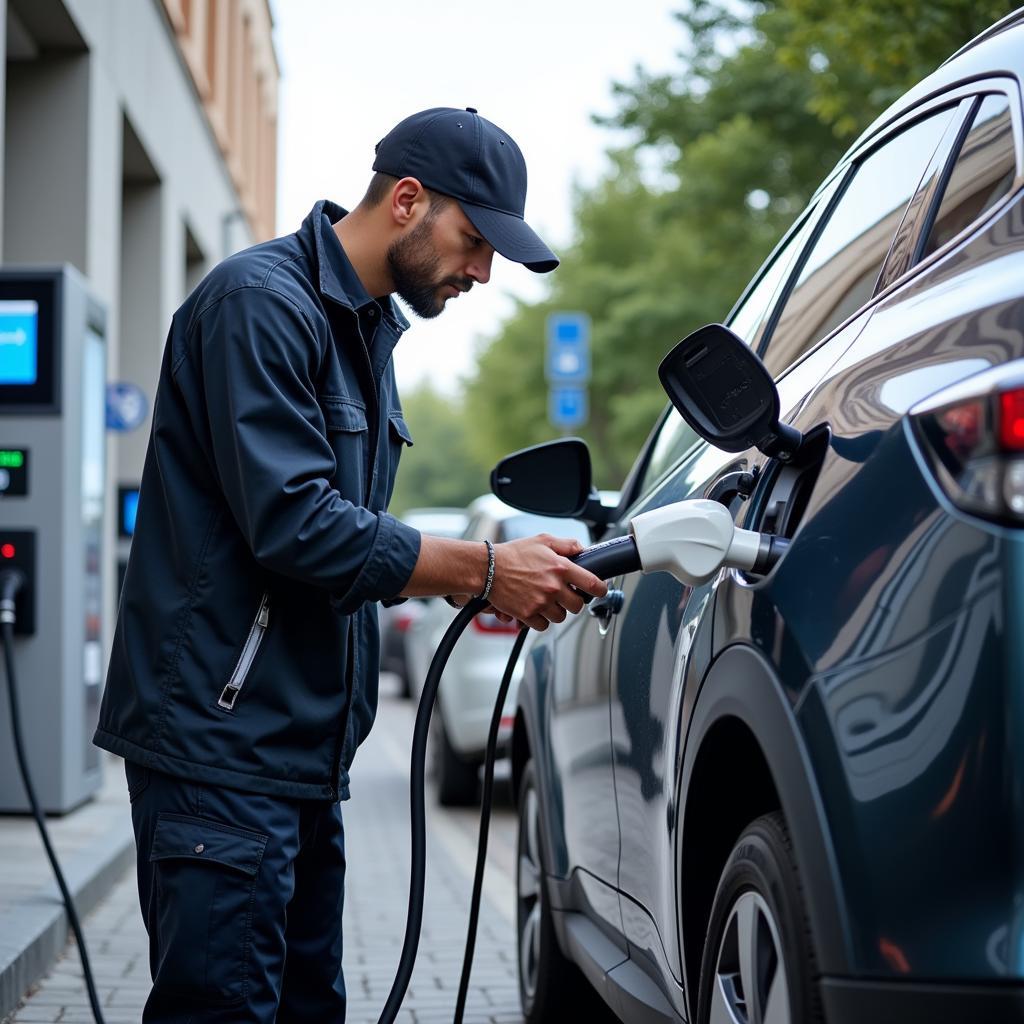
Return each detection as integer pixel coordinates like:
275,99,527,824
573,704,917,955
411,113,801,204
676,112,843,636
301,199,410,334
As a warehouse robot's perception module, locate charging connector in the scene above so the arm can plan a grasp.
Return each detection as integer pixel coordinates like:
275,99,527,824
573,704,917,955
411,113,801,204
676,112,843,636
630,498,788,585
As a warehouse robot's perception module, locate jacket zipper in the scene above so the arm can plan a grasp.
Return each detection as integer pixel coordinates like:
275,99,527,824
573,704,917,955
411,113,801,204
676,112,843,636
217,593,270,711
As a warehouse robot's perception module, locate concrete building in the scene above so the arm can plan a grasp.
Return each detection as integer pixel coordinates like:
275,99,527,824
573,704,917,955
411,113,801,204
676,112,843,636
0,0,279,644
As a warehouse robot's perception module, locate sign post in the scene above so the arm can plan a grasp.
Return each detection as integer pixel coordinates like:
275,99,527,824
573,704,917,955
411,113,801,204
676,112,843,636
546,312,591,431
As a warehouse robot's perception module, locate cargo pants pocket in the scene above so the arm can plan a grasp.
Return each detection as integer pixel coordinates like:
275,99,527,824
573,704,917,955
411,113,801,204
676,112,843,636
149,812,268,1004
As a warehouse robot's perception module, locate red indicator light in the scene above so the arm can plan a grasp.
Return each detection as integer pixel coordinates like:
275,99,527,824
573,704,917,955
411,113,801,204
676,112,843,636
1,543,14,559
1000,389,1024,450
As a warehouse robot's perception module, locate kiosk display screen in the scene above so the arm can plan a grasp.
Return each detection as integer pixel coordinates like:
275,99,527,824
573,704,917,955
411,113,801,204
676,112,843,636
0,301,38,385
0,276,58,412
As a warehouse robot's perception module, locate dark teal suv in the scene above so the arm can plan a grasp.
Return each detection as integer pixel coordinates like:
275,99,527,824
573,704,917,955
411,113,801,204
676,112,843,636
505,11,1024,1023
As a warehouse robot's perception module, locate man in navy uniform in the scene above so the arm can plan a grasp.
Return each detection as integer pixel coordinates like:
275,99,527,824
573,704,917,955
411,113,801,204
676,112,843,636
95,108,606,1022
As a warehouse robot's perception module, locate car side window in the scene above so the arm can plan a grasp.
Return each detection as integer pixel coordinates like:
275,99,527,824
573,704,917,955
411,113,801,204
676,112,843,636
728,201,824,352
632,210,828,500
919,94,1017,261
763,106,958,379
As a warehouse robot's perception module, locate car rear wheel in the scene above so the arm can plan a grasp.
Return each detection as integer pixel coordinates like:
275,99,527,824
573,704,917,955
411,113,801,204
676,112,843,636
697,812,822,1024
517,760,611,1022
434,716,479,807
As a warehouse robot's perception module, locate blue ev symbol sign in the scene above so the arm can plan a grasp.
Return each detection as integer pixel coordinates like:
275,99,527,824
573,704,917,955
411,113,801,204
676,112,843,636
546,312,591,430
545,312,591,383
549,386,588,429
106,381,148,433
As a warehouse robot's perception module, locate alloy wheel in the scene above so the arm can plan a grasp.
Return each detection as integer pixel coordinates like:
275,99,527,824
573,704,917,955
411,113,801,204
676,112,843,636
709,889,791,1024
517,784,542,1002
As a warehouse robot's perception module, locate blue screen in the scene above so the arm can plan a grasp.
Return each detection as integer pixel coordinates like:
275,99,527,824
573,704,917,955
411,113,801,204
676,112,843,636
122,489,139,537
0,300,38,385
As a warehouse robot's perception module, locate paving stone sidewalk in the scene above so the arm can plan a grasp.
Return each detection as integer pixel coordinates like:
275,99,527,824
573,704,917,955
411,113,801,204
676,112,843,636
4,678,525,1024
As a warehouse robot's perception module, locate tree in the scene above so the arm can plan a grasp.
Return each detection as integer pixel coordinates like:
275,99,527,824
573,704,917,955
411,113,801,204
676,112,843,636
775,0,1015,137
388,383,492,517
464,0,1013,488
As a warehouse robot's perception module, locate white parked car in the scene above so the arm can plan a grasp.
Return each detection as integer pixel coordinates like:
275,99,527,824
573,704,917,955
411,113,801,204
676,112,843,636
378,507,469,698
405,495,591,805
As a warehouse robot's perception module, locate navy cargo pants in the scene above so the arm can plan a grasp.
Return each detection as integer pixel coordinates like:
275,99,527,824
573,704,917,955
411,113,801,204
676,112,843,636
125,761,347,1023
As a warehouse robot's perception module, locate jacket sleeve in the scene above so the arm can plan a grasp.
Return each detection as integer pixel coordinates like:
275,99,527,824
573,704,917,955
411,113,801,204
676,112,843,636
188,285,421,607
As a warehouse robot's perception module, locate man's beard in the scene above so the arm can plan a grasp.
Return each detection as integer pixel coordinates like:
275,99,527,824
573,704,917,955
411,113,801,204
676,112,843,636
387,216,473,319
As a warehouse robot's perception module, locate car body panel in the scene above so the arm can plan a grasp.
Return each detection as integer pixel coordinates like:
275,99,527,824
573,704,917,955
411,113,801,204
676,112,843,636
511,19,1024,1022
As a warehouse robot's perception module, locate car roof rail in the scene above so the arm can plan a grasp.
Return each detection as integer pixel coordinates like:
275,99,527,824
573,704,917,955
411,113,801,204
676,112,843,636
942,7,1024,66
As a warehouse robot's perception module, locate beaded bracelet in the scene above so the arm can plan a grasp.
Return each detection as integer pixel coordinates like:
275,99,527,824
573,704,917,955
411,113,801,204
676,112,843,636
478,540,495,602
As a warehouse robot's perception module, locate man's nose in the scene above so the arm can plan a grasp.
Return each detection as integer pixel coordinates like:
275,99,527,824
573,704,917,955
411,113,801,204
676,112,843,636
467,247,494,285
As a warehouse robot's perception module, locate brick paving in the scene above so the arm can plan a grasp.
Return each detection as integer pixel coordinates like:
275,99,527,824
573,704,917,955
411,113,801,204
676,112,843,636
4,675,525,1024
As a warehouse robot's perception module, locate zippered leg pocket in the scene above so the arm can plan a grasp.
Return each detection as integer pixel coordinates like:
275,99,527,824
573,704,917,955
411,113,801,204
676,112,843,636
218,593,270,711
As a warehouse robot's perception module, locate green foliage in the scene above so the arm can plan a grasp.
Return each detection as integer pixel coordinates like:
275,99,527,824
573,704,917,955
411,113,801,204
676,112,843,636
463,0,1011,488
775,0,1016,137
388,383,492,517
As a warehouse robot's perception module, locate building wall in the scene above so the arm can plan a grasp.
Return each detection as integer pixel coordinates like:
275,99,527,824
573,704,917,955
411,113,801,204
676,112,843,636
1,0,279,656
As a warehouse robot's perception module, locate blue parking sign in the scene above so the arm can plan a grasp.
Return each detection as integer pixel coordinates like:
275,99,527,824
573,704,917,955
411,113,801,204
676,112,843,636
546,312,591,383
549,386,588,429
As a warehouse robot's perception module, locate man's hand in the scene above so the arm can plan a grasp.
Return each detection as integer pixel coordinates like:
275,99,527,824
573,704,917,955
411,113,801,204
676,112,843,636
487,535,606,631
400,532,608,630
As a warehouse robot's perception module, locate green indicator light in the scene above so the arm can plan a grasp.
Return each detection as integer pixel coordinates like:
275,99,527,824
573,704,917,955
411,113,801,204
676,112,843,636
0,451,25,469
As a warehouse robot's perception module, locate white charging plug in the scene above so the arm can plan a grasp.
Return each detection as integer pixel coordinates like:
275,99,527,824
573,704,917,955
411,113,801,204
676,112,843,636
629,498,778,586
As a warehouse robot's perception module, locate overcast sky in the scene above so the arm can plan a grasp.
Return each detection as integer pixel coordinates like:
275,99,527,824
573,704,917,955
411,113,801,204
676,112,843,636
272,1,685,395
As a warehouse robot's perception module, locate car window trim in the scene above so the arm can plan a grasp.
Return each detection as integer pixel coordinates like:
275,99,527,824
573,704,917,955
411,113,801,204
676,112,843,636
755,166,854,364
618,79,1024,516
722,192,829,328
759,84,1018,379
875,98,976,293
910,86,1023,274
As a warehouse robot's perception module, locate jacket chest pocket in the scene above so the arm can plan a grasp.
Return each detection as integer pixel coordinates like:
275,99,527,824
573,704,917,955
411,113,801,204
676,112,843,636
322,398,369,499
384,412,413,506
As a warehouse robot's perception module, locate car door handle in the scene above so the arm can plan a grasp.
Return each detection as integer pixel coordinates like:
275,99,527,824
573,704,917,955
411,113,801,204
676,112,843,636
588,589,624,619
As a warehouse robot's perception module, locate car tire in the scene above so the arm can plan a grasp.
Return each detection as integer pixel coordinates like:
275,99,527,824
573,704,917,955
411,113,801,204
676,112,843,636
434,717,479,807
696,811,822,1024
517,760,612,1023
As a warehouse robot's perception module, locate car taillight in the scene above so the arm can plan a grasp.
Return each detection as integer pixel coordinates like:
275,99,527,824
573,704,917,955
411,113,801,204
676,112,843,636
472,611,521,635
911,370,1024,524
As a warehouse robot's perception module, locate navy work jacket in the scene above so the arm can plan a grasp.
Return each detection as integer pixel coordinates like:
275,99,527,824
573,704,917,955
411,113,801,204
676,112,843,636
95,200,422,801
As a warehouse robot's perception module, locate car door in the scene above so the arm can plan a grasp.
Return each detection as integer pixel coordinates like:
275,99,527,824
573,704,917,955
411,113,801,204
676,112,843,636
594,188,842,989
604,97,968,996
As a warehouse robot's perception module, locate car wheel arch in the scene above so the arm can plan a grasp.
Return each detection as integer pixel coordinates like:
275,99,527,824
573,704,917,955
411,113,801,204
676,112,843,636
676,643,853,1019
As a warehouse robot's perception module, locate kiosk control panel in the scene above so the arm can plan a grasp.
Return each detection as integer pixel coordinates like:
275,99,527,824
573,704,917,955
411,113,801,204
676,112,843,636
0,266,107,813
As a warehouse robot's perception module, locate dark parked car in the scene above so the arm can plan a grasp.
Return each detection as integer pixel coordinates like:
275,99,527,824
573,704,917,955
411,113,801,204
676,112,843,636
504,12,1024,1024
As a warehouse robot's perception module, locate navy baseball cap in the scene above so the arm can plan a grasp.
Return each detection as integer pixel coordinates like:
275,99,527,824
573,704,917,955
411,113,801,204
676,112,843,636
372,107,559,273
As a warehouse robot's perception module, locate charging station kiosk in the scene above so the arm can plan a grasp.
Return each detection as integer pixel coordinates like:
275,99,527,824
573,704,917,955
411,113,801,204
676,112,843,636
0,265,107,813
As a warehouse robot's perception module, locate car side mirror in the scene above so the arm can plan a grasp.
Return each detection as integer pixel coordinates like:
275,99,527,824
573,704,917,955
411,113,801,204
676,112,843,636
490,438,608,525
659,323,803,461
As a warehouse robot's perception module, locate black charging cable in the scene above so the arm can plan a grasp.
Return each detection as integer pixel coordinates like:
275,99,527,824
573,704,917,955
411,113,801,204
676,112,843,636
378,534,643,1024
378,596,488,1023
0,569,107,1024
453,624,528,1024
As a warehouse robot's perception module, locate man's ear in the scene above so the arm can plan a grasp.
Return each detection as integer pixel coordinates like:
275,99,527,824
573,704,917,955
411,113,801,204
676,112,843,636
391,177,427,228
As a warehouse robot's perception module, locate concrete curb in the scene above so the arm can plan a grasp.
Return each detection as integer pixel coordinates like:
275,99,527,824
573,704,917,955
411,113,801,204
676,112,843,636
0,761,136,1020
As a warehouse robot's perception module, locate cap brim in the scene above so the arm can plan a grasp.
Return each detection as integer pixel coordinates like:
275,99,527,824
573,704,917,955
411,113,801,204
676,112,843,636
459,201,559,273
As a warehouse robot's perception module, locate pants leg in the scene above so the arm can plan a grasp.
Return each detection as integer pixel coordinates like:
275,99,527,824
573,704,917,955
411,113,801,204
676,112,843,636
277,799,347,1022
126,761,302,1024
